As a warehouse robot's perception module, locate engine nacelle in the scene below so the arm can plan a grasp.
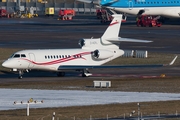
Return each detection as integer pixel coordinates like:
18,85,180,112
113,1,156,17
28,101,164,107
92,49,114,60
78,39,85,47
78,38,101,48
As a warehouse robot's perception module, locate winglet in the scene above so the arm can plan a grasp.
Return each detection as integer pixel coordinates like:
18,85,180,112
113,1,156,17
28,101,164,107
169,56,178,65
163,56,178,66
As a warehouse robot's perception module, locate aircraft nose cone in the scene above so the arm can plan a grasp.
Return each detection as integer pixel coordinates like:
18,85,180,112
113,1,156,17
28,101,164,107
2,60,11,68
2,61,8,68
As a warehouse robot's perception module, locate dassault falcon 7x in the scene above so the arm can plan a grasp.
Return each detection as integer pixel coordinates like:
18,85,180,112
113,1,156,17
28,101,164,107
2,14,177,79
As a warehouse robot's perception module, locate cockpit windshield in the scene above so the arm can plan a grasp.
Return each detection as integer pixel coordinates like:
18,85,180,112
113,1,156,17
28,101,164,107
13,54,20,58
10,54,26,58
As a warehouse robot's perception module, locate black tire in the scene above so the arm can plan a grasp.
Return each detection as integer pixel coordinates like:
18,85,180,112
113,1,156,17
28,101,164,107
57,72,65,77
18,76,22,79
82,73,87,77
149,23,152,27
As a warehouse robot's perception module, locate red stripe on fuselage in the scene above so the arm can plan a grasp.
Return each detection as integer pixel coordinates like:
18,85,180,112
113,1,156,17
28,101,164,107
20,52,91,65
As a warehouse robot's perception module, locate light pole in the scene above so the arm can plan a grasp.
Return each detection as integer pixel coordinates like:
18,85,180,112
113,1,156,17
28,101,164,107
14,99,44,116
137,103,140,120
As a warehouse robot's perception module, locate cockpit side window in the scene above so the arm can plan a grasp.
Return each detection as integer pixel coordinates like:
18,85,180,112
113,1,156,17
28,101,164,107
13,54,20,58
21,54,26,58
10,54,15,58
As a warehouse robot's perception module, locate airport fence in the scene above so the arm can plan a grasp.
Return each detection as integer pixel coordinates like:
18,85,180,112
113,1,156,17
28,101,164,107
38,111,180,120
0,1,97,15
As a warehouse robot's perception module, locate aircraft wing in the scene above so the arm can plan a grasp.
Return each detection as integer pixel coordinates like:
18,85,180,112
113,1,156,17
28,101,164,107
58,56,178,70
101,0,120,6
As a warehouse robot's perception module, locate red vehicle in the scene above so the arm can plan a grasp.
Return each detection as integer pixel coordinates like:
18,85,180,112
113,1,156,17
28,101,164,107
97,9,126,23
97,9,106,19
96,9,113,23
137,15,161,27
59,10,75,20
0,9,7,17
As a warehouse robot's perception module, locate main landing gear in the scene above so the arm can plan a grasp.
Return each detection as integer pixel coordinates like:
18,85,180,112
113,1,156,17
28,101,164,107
82,69,92,77
57,72,65,77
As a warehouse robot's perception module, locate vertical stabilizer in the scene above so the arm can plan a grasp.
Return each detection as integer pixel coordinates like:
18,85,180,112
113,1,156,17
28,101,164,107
101,14,122,44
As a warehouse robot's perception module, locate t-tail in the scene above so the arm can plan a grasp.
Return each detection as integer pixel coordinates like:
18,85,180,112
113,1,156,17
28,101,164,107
101,14,122,44
101,14,153,44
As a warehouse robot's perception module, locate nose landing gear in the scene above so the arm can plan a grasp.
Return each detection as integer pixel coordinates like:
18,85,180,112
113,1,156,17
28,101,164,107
18,70,24,79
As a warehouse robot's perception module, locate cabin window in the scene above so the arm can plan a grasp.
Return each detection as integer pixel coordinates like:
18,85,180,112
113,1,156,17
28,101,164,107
65,55,67,58
174,1,176,3
62,55,64,58
157,2,159,3
74,55,76,58
151,2,153,4
21,54,26,58
59,55,61,58
141,2,143,4
51,56,53,59
45,56,47,59
54,55,56,59
138,2,140,4
171,1,173,3
13,54,20,58
80,55,82,58
56,55,58,58
68,55,70,58
168,1,170,3
177,1,179,3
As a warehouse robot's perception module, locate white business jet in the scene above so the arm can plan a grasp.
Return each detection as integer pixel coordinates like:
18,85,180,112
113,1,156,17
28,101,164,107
2,14,177,79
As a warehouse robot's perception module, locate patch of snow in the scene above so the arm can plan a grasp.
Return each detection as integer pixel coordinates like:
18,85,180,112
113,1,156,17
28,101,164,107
1,89,180,110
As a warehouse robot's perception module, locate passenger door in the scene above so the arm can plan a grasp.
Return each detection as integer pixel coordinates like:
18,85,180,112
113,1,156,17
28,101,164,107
28,53,36,68
129,0,133,10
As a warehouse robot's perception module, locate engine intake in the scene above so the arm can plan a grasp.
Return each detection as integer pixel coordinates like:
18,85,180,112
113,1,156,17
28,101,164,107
92,49,113,60
78,39,85,47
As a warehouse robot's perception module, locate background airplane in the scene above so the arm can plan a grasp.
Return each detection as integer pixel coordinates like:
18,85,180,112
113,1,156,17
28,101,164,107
2,14,177,79
78,0,180,19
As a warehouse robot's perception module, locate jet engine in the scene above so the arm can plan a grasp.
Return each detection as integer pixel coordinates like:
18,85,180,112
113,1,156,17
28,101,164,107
92,49,114,60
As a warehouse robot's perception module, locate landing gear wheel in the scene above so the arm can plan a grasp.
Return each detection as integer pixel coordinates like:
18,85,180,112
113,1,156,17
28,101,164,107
149,23,152,27
18,70,24,79
81,69,92,77
18,76,22,79
82,73,87,77
57,72,65,77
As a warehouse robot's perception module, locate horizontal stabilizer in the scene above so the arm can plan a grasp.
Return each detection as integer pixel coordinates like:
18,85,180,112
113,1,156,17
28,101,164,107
77,0,92,3
107,37,152,43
